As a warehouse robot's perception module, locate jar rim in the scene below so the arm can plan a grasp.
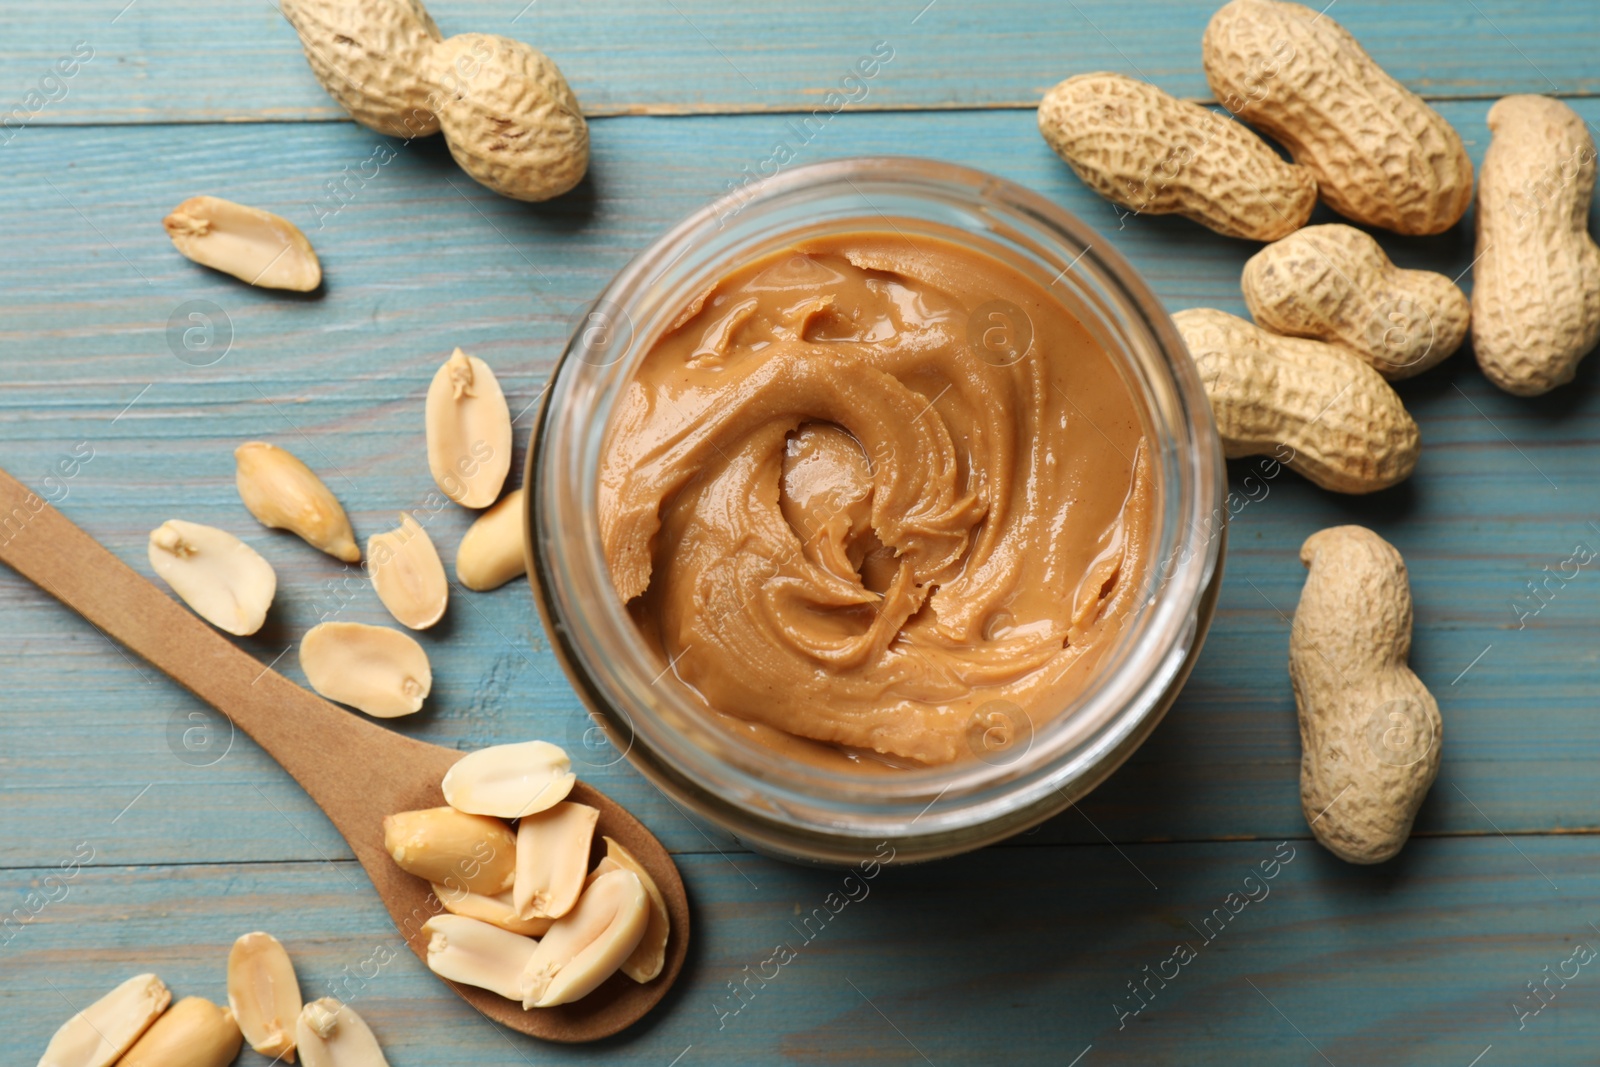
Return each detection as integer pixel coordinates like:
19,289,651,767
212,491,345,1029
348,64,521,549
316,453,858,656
526,156,1226,862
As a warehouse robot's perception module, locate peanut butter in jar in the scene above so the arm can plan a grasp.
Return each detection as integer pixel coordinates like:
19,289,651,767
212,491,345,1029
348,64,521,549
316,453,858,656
600,229,1153,767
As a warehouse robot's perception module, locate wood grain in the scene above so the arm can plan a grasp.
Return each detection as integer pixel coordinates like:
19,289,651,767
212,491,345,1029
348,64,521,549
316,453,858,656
8,840,1600,1065
3,1,1597,125
6,3,1600,1062
1,103,1595,865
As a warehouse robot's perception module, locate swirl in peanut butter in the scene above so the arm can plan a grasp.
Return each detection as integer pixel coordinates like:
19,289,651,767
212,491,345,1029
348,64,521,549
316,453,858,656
600,230,1153,765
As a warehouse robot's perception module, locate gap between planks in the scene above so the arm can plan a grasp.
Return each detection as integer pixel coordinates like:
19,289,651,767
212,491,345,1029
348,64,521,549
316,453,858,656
20,87,1600,128
6,825,1600,873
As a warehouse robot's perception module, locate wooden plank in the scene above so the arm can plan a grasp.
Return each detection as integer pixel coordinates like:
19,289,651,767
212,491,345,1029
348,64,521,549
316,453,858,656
2,102,1599,868
2,0,1596,128
7,839,1600,1064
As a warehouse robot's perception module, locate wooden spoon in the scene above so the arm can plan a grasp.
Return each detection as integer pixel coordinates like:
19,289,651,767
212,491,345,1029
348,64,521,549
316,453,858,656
0,467,688,1043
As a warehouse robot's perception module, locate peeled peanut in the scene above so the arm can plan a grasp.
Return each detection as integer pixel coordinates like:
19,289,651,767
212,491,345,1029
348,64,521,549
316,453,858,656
422,914,540,1001
441,739,575,818
383,806,516,895
368,513,448,629
115,997,242,1067
596,836,670,983
36,973,170,1067
425,349,512,509
432,883,553,937
279,0,588,201
1174,308,1419,494
148,519,276,636
163,196,322,290
456,488,527,591
227,931,302,1062
1203,0,1472,235
235,442,360,563
295,999,388,1067
1293,526,1441,864
299,621,431,717
1472,95,1600,396
520,869,649,1008
1037,71,1316,241
513,801,599,920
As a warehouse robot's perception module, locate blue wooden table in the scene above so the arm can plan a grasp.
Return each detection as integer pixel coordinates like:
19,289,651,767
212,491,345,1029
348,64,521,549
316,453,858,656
5,3,1600,1063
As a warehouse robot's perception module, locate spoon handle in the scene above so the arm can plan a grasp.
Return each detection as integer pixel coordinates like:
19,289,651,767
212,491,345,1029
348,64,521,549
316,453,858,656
0,466,692,1042
0,466,435,853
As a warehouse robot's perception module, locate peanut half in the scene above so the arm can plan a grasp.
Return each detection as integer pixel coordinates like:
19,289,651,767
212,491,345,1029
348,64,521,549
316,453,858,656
368,513,448,630
295,999,389,1067
520,868,649,1008
594,836,670,983
148,519,276,636
115,997,242,1067
280,0,588,201
1472,95,1600,396
227,931,302,1062
383,806,516,895
422,914,540,1002
432,883,553,937
513,800,599,920
163,196,322,291
425,348,512,509
1242,224,1470,380
235,442,360,563
37,973,170,1067
1292,526,1441,864
456,487,527,591
1038,71,1316,241
1173,308,1419,494
1202,0,1472,235
441,739,575,818
298,621,431,717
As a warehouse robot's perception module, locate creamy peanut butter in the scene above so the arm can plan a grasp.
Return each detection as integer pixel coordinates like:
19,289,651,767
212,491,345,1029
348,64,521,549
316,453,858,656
600,229,1153,766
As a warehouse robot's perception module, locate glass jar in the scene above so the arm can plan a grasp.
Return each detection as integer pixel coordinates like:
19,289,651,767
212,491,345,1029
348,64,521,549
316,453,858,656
525,157,1225,865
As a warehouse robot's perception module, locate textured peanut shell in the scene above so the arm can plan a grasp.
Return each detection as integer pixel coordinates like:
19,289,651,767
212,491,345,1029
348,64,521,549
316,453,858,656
279,0,442,138
1038,72,1316,240
1203,0,1472,235
1292,526,1440,864
1243,223,1469,379
429,34,589,202
1173,307,1419,493
1472,95,1600,396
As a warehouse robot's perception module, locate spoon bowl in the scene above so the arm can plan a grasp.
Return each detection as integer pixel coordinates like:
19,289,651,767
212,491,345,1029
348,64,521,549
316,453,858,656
0,467,688,1042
